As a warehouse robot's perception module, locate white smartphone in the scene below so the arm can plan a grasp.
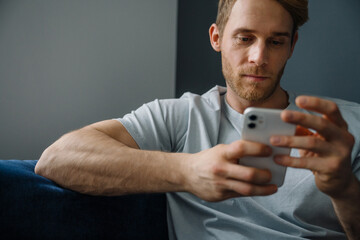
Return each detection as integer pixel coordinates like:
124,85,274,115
239,107,296,187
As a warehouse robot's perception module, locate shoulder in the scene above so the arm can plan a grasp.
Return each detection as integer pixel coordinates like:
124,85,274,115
139,85,226,125
177,85,226,111
125,85,226,120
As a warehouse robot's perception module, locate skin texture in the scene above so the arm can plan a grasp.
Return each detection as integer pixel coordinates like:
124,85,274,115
35,0,360,238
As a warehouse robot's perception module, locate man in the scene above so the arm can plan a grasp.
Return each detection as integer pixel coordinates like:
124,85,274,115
35,0,360,239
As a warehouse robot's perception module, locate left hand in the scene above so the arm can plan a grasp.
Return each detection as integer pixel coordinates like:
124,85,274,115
270,96,355,198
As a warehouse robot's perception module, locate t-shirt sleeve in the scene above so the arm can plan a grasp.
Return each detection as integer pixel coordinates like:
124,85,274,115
342,104,360,181
353,153,360,181
116,98,189,152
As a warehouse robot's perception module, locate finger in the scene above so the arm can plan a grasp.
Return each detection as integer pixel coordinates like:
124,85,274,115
223,164,273,184
225,140,272,160
223,179,278,196
270,135,330,155
295,96,348,129
281,110,339,140
274,154,324,172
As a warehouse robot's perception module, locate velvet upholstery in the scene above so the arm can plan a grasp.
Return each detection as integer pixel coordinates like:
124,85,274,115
0,160,168,240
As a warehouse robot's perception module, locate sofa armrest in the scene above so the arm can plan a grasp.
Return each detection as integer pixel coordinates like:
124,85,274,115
0,160,168,240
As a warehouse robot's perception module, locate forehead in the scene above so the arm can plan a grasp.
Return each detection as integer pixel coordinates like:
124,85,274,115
225,0,293,36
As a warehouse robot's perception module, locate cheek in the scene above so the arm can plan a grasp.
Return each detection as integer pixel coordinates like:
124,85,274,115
224,49,247,68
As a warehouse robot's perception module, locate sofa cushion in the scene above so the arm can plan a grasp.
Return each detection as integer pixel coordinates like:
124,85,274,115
0,160,168,240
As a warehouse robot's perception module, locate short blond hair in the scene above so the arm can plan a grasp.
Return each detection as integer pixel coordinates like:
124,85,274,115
215,0,309,38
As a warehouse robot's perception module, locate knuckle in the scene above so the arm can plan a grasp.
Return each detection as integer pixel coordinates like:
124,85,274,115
338,146,351,159
335,133,354,157
211,163,226,176
213,187,226,200
216,143,226,151
306,137,318,150
217,192,227,201
278,136,293,147
317,117,328,132
313,97,321,106
326,155,349,173
213,180,224,190
243,169,257,182
289,157,304,168
283,136,292,145
327,160,342,173
299,159,309,169
241,185,255,196
235,141,246,155
298,113,307,122
236,141,246,153
328,102,339,115
347,133,355,146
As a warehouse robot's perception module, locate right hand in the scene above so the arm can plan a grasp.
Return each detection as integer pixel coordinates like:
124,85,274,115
184,140,278,202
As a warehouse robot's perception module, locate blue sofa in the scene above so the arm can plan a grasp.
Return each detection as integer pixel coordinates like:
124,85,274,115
0,160,169,239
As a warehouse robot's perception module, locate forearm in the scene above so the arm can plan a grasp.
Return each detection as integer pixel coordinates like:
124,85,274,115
35,128,190,196
331,174,360,240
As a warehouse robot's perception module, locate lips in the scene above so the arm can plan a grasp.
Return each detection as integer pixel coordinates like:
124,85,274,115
242,74,269,81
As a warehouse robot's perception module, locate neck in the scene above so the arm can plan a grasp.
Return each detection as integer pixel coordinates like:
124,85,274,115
225,86,289,114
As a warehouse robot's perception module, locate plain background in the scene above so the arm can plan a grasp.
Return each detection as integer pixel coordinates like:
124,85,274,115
0,0,177,159
1,0,360,159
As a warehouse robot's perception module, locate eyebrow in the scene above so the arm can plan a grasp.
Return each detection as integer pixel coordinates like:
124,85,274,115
233,28,291,38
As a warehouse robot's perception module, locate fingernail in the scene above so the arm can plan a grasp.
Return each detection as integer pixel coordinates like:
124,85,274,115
284,111,293,120
298,97,307,106
271,136,281,144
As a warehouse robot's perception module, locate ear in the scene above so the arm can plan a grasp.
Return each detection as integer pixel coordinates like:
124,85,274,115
209,23,221,52
288,31,299,58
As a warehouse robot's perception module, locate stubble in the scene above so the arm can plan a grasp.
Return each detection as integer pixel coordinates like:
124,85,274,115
222,54,285,103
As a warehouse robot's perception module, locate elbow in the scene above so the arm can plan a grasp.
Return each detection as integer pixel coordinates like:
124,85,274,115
35,146,56,179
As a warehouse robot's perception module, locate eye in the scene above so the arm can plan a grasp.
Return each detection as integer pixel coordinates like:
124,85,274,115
234,36,253,45
272,40,283,46
239,37,250,42
268,38,286,47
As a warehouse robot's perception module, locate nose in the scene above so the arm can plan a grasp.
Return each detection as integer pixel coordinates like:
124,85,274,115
248,41,268,67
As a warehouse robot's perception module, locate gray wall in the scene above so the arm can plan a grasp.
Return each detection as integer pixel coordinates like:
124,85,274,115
0,0,178,159
282,0,360,101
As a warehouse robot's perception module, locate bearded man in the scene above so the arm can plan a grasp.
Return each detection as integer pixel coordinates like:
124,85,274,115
36,0,360,239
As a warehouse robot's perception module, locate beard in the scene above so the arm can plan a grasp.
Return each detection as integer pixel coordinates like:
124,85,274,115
222,54,286,103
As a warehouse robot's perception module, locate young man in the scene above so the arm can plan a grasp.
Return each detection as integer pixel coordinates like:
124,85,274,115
36,0,360,239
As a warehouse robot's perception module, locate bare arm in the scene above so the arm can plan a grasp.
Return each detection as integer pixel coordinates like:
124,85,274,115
271,96,360,239
35,119,276,199
331,175,360,240
35,120,188,195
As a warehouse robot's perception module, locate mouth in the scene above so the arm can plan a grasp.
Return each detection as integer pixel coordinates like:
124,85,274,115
242,74,269,82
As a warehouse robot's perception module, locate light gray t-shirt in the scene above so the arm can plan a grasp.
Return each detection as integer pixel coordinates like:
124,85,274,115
118,86,360,240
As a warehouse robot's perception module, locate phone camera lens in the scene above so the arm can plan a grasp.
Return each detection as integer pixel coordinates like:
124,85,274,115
248,123,256,129
249,115,257,121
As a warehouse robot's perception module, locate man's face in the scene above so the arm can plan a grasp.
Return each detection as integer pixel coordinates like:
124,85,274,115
214,0,296,104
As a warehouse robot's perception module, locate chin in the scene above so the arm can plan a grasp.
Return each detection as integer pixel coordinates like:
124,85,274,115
233,85,270,102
